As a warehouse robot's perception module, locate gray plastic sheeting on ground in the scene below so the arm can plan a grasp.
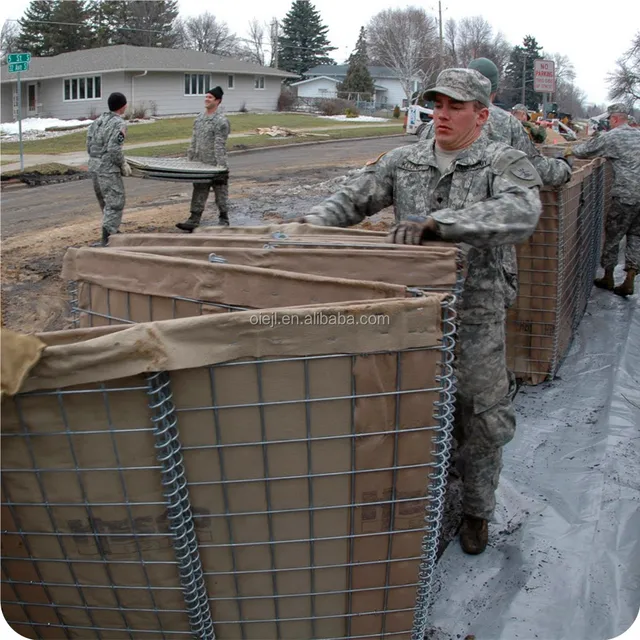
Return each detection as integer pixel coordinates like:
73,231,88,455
427,279,640,640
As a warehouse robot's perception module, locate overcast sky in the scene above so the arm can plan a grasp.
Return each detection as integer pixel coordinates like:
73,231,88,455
2,0,639,106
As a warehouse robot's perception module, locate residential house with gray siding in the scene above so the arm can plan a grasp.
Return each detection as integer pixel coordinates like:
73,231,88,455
0,45,298,123
293,65,422,110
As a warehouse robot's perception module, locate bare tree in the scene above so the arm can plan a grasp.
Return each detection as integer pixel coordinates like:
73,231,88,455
453,16,510,71
0,20,20,64
442,18,458,67
607,31,640,103
544,52,576,84
174,12,239,56
367,7,439,101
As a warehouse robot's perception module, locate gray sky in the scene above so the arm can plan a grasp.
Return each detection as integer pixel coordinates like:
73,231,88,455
2,0,639,106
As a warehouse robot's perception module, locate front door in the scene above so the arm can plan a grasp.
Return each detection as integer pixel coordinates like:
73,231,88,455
27,83,37,116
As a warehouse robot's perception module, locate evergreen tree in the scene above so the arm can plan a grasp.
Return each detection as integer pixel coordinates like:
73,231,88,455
338,27,375,99
121,1,180,48
85,1,179,48
278,0,336,78
86,0,129,47
16,0,56,57
503,35,543,109
49,1,92,55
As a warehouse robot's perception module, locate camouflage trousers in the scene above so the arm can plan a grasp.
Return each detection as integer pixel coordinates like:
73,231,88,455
91,172,125,234
190,181,229,219
453,320,517,521
602,198,640,271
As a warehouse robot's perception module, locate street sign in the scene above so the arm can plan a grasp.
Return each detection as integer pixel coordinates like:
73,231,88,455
534,59,555,93
8,61,29,73
7,52,31,64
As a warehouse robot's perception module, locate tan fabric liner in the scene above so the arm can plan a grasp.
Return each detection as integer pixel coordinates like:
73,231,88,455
62,248,408,309
107,245,458,288
22,296,445,393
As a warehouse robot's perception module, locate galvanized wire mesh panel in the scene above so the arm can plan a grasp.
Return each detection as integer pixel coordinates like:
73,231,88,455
1,376,203,638
506,158,606,383
2,295,457,639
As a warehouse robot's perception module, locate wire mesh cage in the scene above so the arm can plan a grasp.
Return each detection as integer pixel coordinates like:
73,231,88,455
2,296,457,640
506,157,606,383
62,245,460,329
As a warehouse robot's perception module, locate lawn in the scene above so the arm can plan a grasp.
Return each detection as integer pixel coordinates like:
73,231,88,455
1,113,399,155
125,125,406,158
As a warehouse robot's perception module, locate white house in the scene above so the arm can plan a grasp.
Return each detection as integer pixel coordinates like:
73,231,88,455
0,45,298,123
292,65,422,109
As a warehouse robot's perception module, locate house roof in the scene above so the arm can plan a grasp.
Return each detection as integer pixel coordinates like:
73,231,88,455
0,45,299,84
304,65,407,79
291,76,387,91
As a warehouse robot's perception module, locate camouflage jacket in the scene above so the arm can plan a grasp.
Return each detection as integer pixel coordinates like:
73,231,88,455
421,104,571,187
187,110,230,168
306,132,543,324
86,112,127,174
572,124,640,204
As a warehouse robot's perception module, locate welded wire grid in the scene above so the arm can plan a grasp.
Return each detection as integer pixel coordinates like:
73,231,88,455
1,300,457,640
70,281,249,327
1,377,196,638
507,160,605,383
166,300,457,639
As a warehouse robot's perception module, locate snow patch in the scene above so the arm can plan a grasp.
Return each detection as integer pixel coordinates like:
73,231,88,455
317,115,390,122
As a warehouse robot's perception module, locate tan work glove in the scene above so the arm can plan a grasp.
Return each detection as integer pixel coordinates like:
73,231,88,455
386,218,439,245
121,161,133,177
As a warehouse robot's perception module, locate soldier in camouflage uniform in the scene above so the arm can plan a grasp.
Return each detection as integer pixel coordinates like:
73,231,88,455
569,103,640,296
177,86,231,231
86,92,132,246
298,69,543,555
421,59,571,313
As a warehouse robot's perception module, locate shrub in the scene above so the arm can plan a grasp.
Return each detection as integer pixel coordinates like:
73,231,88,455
277,88,296,112
345,107,360,118
393,105,401,119
149,100,158,117
318,98,353,116
130,102,148,120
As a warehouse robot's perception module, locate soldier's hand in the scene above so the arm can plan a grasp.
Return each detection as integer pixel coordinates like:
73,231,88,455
386,218,439,245
121,161,133,177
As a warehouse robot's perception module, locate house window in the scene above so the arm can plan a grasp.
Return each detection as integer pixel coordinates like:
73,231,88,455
63,76,101,101
184,73,211,96
254,76,265,90
228,75,234,89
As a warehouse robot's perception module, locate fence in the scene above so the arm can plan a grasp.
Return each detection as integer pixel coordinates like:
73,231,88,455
2,239,460,639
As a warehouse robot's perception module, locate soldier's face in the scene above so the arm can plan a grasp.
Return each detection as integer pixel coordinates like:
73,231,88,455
514,110,527,122
204,94,216,108
433,95,489,150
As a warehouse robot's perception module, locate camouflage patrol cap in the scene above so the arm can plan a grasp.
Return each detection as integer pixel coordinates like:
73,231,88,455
512,103,527,113
423,68,491,108
607,102,629,115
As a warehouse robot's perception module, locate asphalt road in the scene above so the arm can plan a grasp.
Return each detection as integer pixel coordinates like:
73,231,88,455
1,136,413,239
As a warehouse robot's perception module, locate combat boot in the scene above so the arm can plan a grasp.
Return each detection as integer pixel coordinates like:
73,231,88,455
176,213,202,233
460,515,488,555
594,267,615,291
614,268,637,297
218,212,230,227
90,227,110,247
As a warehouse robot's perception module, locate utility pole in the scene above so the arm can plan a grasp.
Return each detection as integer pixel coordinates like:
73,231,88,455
521,52,527,105
273,19,279,69
438,0,443,69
